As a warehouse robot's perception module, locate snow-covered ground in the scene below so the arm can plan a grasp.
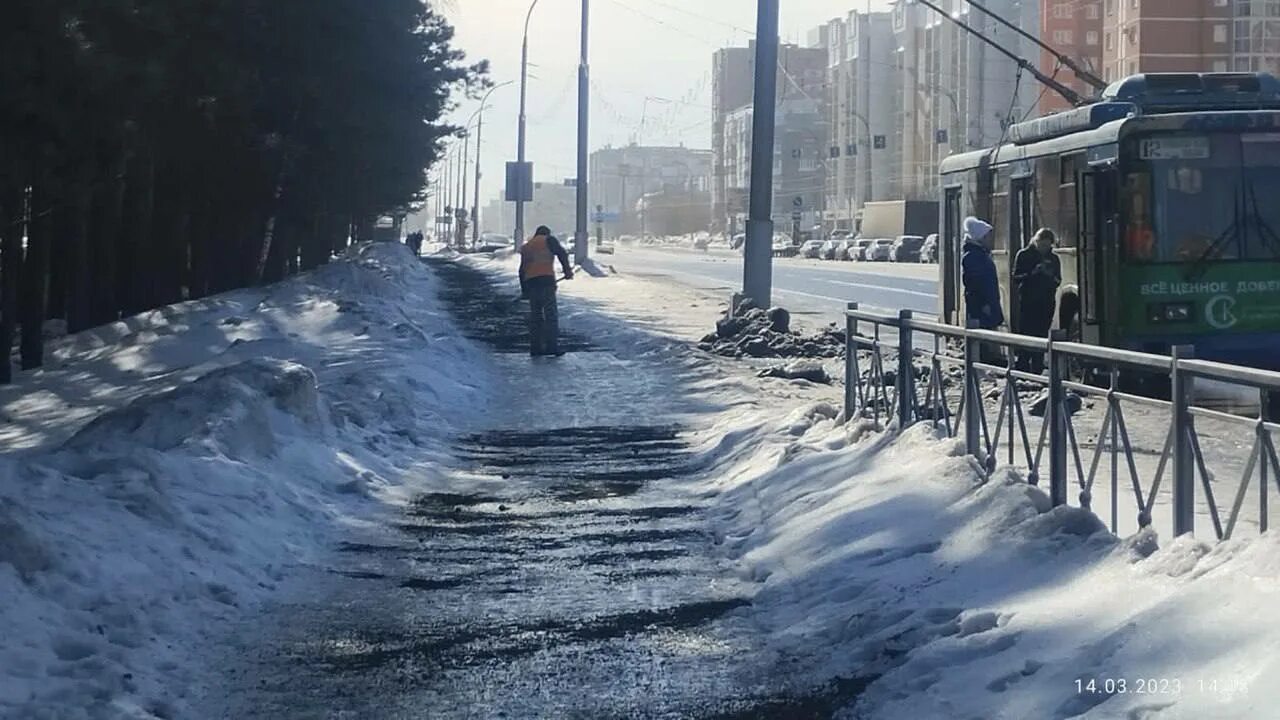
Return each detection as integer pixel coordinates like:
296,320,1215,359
0,243,498,719
4,242,1277,719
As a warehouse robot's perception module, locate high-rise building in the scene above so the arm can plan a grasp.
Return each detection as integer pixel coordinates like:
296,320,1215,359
1039,1,1105,114
711,47,755,234
1101,0,1231,81
892,0,1039,200
710,41,829,234
721,96,826,235
825,8,895,229
1232,1,1280,73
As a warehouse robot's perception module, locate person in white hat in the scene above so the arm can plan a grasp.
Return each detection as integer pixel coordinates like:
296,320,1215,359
961,217,1004,331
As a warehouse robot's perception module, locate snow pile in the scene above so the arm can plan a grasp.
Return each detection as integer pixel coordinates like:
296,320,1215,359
0,242,495,719
708,415,1279,718
699,302,846,359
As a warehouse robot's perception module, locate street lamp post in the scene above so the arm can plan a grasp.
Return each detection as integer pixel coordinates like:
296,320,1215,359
573,0,591,264
515,0,541,249
470,81,514,247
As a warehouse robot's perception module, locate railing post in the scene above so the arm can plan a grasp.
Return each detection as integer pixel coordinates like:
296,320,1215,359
1171,345,1195,537
897,309,914,429
963,321,981,457
844,302,857,422
1047,329,1068,507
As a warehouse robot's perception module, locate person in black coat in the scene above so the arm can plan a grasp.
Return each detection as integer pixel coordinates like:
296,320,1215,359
1012,228,1061,373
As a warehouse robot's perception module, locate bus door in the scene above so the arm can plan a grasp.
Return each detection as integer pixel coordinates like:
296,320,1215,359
942,186,963,324
1009,176,1036,330
1077,165,1117,344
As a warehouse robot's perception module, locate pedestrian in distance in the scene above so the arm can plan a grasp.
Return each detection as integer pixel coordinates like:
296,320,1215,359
1012,227,1062,374
519,225,574,356
960,216,1005,366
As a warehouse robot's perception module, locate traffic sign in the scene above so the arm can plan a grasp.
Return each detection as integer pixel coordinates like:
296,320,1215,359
792,196,803,208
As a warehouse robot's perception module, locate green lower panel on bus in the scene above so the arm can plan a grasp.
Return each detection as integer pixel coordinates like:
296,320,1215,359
1123,262,1280,335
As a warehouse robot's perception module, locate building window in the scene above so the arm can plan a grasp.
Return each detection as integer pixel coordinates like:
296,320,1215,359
1128,60,1137,75
1053,3,1072,19
1214,60,1229,72
1214,25,1227,43
1129,0,1138,9
1053,29,1074,44
1105,0,1114,16
1086,3,1100,19
1105,31,1114,50
1086,30,1099,46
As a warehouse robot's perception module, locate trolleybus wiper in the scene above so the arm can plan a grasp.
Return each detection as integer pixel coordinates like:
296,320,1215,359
1186,185,1243,281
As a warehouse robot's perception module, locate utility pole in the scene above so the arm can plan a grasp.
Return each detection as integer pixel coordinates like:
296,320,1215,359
460,131,471,248
516,0,542,249
574,0,591,264
741,0,779,308
473,114,484,246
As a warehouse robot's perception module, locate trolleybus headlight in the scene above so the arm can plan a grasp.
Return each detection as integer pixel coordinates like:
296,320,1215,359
1148,302,1193,323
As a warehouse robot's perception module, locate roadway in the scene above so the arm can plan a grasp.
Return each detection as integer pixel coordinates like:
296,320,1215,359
603,245,940,326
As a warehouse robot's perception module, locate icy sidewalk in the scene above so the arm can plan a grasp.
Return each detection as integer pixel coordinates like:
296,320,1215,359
0,243,498,719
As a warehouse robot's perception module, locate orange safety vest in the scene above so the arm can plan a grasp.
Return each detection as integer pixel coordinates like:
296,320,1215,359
521,234,556,279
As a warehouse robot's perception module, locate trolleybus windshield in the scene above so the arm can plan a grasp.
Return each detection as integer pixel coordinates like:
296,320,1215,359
1123,132,1280,265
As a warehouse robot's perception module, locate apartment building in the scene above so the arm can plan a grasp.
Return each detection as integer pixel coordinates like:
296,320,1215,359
710,41,828,233
1040,1,1105,114
824,9,896,229
1102,0,1232,81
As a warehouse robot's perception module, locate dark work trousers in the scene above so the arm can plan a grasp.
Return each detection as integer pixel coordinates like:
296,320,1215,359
1015,305,1053,374
527,281,560,355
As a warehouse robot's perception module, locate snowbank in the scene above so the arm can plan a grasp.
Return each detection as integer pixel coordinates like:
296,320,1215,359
708,412,1276,719
0,243,496,719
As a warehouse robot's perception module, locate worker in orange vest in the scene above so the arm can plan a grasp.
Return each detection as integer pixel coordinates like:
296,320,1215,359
519,225,574,356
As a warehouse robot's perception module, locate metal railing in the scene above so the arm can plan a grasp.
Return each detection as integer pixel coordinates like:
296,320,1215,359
842,302,1280,541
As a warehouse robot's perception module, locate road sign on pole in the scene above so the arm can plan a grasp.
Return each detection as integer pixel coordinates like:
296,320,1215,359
505,161,533,201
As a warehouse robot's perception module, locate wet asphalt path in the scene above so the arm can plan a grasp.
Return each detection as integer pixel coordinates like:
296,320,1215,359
205,258,868,719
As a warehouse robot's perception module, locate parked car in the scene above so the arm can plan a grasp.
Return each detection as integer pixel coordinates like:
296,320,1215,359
799,239,825,258
867,238,895,261
730,232,746,250
828,229,854,242
920,233,939,263
772,235,799,257
835,238,858,260
890,235,925,262
476,233,512,252
849,237,875,261
818,239,842,260
596,237,615,255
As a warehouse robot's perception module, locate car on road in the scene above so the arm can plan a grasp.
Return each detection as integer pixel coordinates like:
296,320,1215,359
799,239,824,258
890,235,925,263
834,238,859,260
920,233,939,263
772,235,799,258
596,237,615,255
848,238,875,261
867,238,895,262
476,233,512,252
818,239,843,260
